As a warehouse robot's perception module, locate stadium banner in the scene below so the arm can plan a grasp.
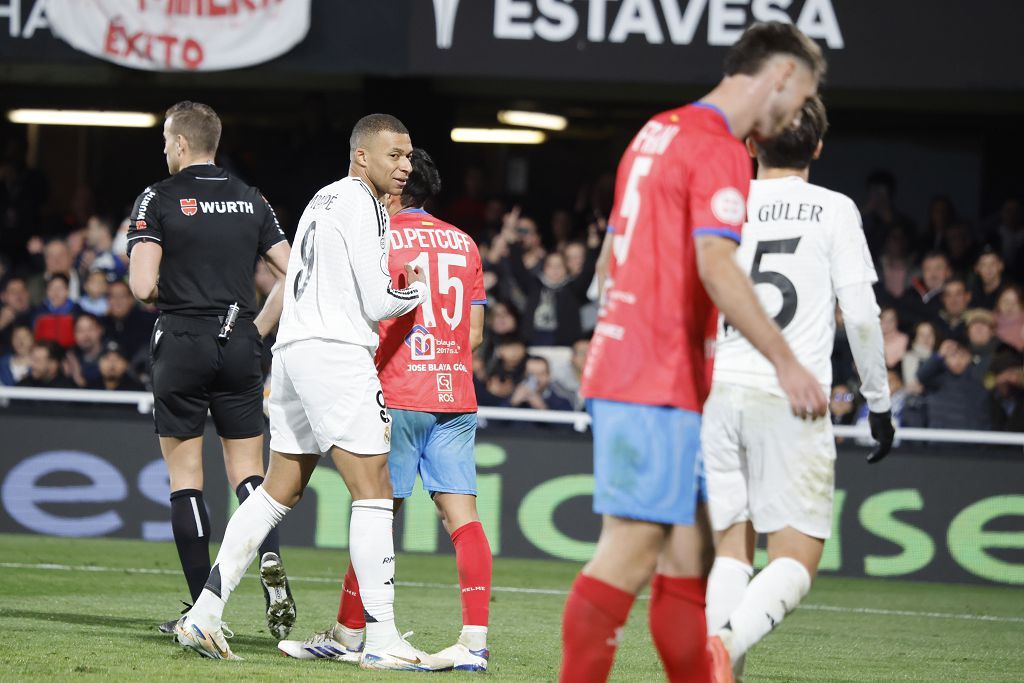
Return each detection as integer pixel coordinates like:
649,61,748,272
43,0,312,72
0,407,1021,586
2,0,1023,90
408,0,1024,90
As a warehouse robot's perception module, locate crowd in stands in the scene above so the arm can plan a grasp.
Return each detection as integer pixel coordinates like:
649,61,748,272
1,156,1022,432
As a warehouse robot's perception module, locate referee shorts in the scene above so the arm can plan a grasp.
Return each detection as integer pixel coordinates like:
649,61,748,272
150,314,265,439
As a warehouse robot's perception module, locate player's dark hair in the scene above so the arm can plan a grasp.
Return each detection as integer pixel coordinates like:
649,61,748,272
724,22,826,80
402,148,442,209
165,101,222,155
349,113,409,154
753,96,828,170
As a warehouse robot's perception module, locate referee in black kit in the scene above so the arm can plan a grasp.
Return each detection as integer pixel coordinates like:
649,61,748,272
127,101,296,639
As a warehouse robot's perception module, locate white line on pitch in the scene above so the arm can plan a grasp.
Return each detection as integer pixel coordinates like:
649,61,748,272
1,561,1021,624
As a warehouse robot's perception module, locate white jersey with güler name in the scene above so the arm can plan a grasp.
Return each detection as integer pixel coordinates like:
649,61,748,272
275,176,427,352
713,176,879,397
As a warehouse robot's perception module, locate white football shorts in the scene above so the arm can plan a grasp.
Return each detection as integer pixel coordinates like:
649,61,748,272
269,339,391,456
701,382,836,540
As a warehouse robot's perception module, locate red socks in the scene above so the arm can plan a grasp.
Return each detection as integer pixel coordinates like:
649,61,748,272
451,521,492,627
649,574,711,683
559,574,635,683
336,561,366,630
336,521,493,631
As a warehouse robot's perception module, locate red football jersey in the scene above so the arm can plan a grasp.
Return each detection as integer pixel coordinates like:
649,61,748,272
581,103,752,413
376,208,486,412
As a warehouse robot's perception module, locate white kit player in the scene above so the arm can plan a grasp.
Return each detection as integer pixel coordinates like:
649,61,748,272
702,97,895,682
174,114,454,671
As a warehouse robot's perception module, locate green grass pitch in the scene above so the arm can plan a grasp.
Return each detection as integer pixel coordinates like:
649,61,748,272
0,533,1021,681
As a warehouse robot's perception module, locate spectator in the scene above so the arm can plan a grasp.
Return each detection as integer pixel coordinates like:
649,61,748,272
492,207,547,276
486,336,528,402
934,277,971,339
970,248,1008,311
887,369,908,426
27,238,81,305
481,300,520,365
987,198,1024,274
994,285,1024,351
964,309,1000,377
78,215,128,282
861,170,914,258
104,280,156,361
78,270,110,316
907,252,950,328
67,313,107,387
880,307,908,369
989,349,1024,431
32,274,78,348
0,276,32,353
874,254,918,327
917,332,991,430
829,383,858,426
549,209,575,253
556,336,590,410
86,342,144,391
17,340,75,388
509,355,574,412
0,324,33,385
941,222,978,278
903,320,938,395
919,195,957,255
502,232,599,346
472,349,505,407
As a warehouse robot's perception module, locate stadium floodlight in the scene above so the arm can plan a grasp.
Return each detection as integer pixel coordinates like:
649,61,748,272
451,128,546,144
7,109,159,128
497,110,568,131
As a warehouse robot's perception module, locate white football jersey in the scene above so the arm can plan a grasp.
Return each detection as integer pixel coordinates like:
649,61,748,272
275,176,426,352
713,176,877,396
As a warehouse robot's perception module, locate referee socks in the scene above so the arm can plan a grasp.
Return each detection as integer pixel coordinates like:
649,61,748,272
169,488,211,603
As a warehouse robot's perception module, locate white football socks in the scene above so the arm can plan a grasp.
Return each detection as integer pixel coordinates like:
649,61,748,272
706,556,754,632
331,622,366,650
460,625,488,651
189,486,290,630
717,557,811,663
349,499,399,650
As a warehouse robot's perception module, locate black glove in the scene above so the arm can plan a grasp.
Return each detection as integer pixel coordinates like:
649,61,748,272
866,410,895,463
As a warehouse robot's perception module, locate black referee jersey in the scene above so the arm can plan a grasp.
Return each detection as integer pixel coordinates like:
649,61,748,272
126,164,286,318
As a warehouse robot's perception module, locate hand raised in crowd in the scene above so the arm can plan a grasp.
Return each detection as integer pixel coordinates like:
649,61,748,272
500,205,522,243
0,306,15,330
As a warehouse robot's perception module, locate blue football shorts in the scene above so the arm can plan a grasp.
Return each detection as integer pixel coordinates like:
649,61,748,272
589,398,707,526
388,409,478,499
